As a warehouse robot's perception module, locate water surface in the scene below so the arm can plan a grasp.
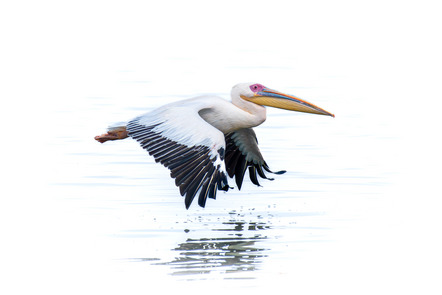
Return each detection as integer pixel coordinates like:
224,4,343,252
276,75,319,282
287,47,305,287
3,3,441,293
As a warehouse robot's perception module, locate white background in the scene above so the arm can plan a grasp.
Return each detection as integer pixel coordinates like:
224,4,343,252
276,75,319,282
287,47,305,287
1,1,441,294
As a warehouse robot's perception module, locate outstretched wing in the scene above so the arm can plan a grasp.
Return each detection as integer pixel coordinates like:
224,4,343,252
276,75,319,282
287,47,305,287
224,128,286,190
126,100,229,209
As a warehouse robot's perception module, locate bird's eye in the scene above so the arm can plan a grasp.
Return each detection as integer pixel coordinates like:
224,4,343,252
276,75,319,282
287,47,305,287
250,83,264,93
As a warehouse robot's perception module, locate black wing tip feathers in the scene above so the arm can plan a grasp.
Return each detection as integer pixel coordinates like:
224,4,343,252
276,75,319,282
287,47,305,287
128,122,287,209
263,162,286,175
186,171,230,210
128,121,230,209
224,131,287,191
274,170,287,175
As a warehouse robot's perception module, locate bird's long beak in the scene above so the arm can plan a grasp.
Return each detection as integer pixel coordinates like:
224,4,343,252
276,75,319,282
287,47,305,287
243,88,335,117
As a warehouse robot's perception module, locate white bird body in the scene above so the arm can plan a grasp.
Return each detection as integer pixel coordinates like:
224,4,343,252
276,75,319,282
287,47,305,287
139,95,266,135
95,83,334,209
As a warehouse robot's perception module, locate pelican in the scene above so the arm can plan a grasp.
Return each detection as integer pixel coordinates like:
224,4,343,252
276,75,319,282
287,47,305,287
95,83,334,209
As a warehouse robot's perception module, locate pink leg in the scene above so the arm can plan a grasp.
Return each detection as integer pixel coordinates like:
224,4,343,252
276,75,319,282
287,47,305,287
94,127,129,143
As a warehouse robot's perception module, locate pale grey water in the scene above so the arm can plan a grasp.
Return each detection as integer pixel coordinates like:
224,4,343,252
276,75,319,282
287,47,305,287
25,75,401,292
2,2,442,295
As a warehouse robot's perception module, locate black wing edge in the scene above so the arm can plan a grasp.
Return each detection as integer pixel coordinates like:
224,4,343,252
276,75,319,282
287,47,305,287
127,120,229,209
224,132,286,190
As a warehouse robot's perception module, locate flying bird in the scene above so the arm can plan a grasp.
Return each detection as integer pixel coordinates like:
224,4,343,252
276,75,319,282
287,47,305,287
95,83,334,209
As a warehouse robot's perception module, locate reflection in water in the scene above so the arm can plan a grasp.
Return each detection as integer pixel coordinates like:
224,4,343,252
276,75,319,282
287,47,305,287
212,221,271,232
164,235,267,276
134,221,270,279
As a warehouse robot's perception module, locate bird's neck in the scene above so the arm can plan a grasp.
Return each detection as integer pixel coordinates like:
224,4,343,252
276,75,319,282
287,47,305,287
231,97,267,128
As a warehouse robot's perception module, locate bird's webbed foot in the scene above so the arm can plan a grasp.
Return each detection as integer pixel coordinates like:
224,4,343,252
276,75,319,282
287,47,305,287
94,127,129,143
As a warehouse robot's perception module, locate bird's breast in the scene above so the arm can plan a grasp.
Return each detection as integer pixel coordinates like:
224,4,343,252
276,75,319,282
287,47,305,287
199,103,266,134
